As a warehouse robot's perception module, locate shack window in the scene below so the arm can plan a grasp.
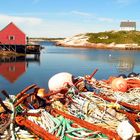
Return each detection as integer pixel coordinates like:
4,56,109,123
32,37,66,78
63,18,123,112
9,66,15,72
9,36,15,40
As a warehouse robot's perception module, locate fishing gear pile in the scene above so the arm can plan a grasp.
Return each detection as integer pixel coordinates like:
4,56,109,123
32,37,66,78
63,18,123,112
0,69,140,140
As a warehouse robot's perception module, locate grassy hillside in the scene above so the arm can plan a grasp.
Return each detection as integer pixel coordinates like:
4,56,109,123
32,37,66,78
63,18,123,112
87,31,140,45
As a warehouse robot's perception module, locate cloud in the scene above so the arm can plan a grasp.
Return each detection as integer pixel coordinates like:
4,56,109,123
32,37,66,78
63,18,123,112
9,11,93,18
116,0,137,5
0,13,119,38
98,17,114,22
0,14,42,25
0,13,91,37
9,12,48,17
0,14,44,35
71,11,92,17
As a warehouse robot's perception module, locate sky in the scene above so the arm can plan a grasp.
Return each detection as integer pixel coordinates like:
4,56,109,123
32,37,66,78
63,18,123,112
0,0,139,37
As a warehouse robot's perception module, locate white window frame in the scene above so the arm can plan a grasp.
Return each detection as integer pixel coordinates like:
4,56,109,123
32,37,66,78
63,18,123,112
9,35,15,40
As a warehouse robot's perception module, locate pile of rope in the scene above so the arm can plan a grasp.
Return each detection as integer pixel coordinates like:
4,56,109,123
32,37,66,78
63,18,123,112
1,69,140,140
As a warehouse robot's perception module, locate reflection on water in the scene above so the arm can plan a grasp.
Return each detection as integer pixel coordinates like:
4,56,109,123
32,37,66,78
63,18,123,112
0,55,40,91
65,50,135,73
0,41,140,96
116,57,134,73
107,55,135,73
0,61,27,83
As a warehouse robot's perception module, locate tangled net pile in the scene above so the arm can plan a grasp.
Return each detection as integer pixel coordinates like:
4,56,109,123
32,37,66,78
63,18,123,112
1,69,140,140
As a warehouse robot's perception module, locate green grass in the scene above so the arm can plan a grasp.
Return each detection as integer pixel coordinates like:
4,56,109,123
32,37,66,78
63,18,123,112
86,31,140,45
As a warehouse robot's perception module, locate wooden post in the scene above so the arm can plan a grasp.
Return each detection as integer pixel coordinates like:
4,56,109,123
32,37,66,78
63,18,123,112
25,45,26,54
15,45,16,52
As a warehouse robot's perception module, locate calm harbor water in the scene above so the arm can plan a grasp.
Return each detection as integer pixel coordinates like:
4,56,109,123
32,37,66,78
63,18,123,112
0,41,140,98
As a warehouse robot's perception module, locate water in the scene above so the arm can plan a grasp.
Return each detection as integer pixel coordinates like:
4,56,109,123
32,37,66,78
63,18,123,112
0,41,140,97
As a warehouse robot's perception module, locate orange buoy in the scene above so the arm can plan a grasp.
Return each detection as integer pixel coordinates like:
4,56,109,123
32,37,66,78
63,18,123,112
111,77,127,92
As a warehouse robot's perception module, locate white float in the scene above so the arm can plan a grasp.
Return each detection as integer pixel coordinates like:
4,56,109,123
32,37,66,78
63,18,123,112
48,72,73,91
117,120,135,140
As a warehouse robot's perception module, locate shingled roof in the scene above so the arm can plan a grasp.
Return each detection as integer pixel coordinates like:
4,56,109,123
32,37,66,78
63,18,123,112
120,21,136,27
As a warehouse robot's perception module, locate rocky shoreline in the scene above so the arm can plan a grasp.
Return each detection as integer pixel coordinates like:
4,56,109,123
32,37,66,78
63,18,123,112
55,34,140,50
56,42,140,50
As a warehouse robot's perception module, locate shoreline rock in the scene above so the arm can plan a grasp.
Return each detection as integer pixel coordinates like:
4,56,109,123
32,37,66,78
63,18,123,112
55,34,140,50
56,42,140,50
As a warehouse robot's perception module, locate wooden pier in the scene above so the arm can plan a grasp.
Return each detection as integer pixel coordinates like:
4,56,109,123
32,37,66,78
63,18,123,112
0,44,41,54
0,54,40,64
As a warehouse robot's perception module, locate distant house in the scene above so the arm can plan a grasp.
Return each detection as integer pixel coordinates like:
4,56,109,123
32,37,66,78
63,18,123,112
0,22,26,45
120,21,136,31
